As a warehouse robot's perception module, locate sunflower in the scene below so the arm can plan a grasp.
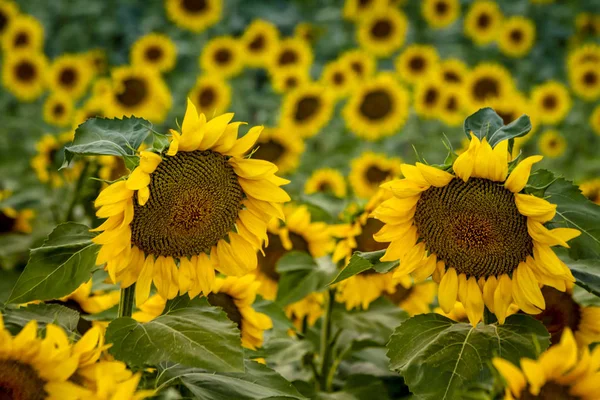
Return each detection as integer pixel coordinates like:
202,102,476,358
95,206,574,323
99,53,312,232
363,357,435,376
421,0,460,29
465,63,515,109
566,44,600,70
43,92,74,127
439,58,468,87
91,99,290,305
132,294,167,323
0,0,19,40
343,73,410,141
349,151,402,199
339,49,377,81
538,130,566,158
104,65,172,123
493,329,600,400
438,87,468,127
252,127,304,175
569,61,600,101
164,0,221,33
91,77,112,98
580,178,600,205
437,301,519,322
357,7,408,57
188,74,231,117
72,97,105,128
342,0,387,21
372,134,581,326
395,44,440,85
464,0,503,45
85,48,107,76
285,293,324,329
305,168,347,198
131,33,177,73
279,83,335,138
498,16,536,58
254,204,334,301
47,54,94,100
530,81,571,125
241,19,280,68
591,105,600,135
199,36,244,79
320,60,357,98
294,22,319,44
414,78,445,119
0,207,34,234
268,37,313,73
2,50,47,102
384,280,437,316
31,132,81,188
269,66,310,94
1,14,43,52
575,12,600,37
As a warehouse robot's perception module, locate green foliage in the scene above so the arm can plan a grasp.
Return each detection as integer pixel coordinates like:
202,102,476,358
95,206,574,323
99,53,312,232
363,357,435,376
329,250,397,285
463,108,531,149
1,303,80,335
565,259,600,298
487,115,532,148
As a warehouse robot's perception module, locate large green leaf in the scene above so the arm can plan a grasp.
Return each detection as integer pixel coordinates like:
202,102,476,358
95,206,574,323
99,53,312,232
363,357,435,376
276,252,337,306
463,108,503,141
1,303,80,335
7,223,99,304
487,114,532,148
387,313,549,400
564,259,600,298
105,298,244,372
156,360,307,400
329,250,397,285
63,116,152,166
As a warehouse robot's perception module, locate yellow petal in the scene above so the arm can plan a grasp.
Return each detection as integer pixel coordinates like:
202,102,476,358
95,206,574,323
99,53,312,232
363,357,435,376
213,122,246,153
199,113,234,150
125,168,150,190
439,267,458,313
178,257,193,294
482,276,497,313
494,274,513,324
489,139,509,182
230,157,278,179
182,98,199,136
95,181,133,207
519,358,545,396
380,226,418,261
412,253,437,283
527,220,569,247
400,164,429,186
514,194,557,222
504,155,543,193
465,276,484,326
225,125,263,156
137,186,150,206
415,163,455,187
238,177,290,203
492,358,526,398
511,270,541,315
139,151,162,174
380,179,429,198
453,134,480,181
166,129,180,156
136,256,154,306
515,263,545,310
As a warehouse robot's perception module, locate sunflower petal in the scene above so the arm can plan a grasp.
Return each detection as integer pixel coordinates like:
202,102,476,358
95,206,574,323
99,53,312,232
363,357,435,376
439,267,458,313
415,162,455,187
504,155,543,193
225,125,263,156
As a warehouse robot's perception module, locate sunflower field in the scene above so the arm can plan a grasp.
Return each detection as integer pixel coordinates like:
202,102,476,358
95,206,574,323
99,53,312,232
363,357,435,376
1,0,600,398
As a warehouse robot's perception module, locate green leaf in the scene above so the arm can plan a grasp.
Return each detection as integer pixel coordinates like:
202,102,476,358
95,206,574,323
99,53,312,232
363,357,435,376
253,296,296,332
1,303,80,335
275,252,337,306
463,108,503,141
157,360,307,400
63,117,152,166
7,223,99,304
564,259,600,298
329,250,398,285
488,114,532,148
152,131,171,153
387,314,549,400
105,298,244,372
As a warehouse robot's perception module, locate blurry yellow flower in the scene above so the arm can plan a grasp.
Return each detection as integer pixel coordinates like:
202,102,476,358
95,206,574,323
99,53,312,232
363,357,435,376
349,151,402,199
269,66,310,94
465,62,515,108
357,6,408,57
31,132,81,188
575,12,600,37
338,49,377,81
280,83,335,138
414,78,445,119
0,1,19,40
188,74,231,116
498,16,536,58
285,293,324,329
200,36,244,79
1,14,43,52
252,127,304,175
343,0,387,21
538,130,566,158
72,97,106,129
43,91,74,127
0,207,34,234
165,0,221,33
438,86,468,127
385,280,437,316
395,44,440,85
531,81,572,125
320,60,357,98
241,19,280,68
464,0,503,46
305,168,347,198
580,178,600,205
47,54,94,100
439,58,469,87
2,50,47,102
569,61,600,101
421,0,460,29
268,37,313,73
131,33,177,73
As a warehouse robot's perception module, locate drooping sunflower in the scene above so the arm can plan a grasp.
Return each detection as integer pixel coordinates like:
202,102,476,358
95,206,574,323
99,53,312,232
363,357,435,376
131,33,177,73
268,37,313,73
269,66,310,94
320,60,357,99
421,0,460,29
439,58,468,87
414,78,445,119
2,50,47,102
254,204,334,301
395,44,440,85
31,132,81,188
241,19,280,68
372,134,581,326
43,91,74,127
357,7,408,58
91,99,290,305
350,151,402,200
498,16,536,58
591,105,600,135
342,0,387,21
343,72,410,141
438,87,468,127
285,293,324,330
104,65,172,123
1,14,43,51
384,280,437,316
569,61,600,101
465,63,515,108
164,0,221,33
493,329,600,400
338,49,377,81
538,130,566,158
251,127,304,175
464,0,503,46
531,81,572,124
279,83,335,138
47,54,94,100
199,36,244,79
188,74,231,117
206,275,273,350
0,0,19,40
580,178,600,205
305,168,347,198
0,207,34,234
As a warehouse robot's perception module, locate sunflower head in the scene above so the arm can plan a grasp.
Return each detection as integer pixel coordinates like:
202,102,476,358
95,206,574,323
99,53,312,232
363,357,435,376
320,60,357,98
421,0,460,29
569,61,600,101
339,49,376,81
165,0,222,33
580,178,600,205
270,66,310,94
498,16,536,58
439,58,469,87
242,19,280,67
349,151,402,199
464,0,503,45
305,168,347,198
465,63,515,108
188,74,231,117
2,50,47,102
43,92,74,127
538,129,566,158
357,7,408,57
48,54,94,100
251,127,304,175
31,132,81,188
0,1,19,39
131,33,177,72
0,207,34,234
1,14,43,52
280,83,335,138
269,37,313,73
200,36,244,78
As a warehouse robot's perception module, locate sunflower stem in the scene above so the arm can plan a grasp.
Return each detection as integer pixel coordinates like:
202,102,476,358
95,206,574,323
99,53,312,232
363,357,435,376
118,284,136,318
65,160,89,222
319,288,334,391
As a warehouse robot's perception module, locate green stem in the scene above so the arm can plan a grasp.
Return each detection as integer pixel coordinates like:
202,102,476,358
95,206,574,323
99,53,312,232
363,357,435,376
483,306,494,325
326,345,352,392
65,161,90,222
118,284,136,318
319,289,334,391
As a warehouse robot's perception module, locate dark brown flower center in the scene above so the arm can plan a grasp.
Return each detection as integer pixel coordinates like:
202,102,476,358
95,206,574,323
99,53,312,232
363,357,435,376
317,181,333,193
359,89,393,120
294,95,321,122
385,284,413,305
182,0,208,13
332,72,345,85
214,48,232,65
445,95,458,112
371,19,392,39
533,287,581,345
278,49,298,66
0,211,17,234
116,78,148,107
510,29,524,43
258,232,309,281
435,1,449,15
414,178,533,278
253,139,285,164
145,46,163,61
356,218,387,253
198,87,216,108
14,61,36,82
497,110,516,125
14,32,29,47
472,77,500,101
443,71,460,83
477,13,491,29
583,71,597,86
365,165,390,185
131,150,243,258
52,103,65,117
59,68,78,87
285,77,298,89
0,11,8,33
207,293,243,330
409,56,426,72
520,381,580,400
0,360,47,400
350,61,363,76
248,34,265,51
542,95,557,110
424,88,439,106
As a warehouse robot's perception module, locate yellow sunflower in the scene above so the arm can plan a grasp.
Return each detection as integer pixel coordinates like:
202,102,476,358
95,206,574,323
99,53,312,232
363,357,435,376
580,178,600,205
395,44,440,85
285,293,324,330
91,99,290,305
31,132,81,188
343,72,410,140
241,19,280,68
254,204,334,301
464,0,503,46
188,74,231,117
199,36,244,79
438,87,468,127
1,14,43,52
206,275,272,350
338,49,377,81
591,104,600,135
498,16,536,58
268,37,313,73
531,81,572,124
104,65,172,123
0,207,34,234
294,22,320,45
372,134,581,326
2,50,47,102
164,0,221,33
384,280,437,316
305,168,347,198
91,77,111,98
72,97,106,128
439,58,469,87
279,83,335,138
43,92,74,127
269,66,310,94
493,329,600,400
47,54,94,100
320,60,357,98
0,0,19,40
538,130,566,158
85,48,107,76
414,78,445,119
566,44,600,69
252,127,304,175
569,61,600,101
131,33,177,73
349,151,402,199
357,7,408,57
421,0,460,29
575,12,600,37
343,0,387,21
465,63,515,108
